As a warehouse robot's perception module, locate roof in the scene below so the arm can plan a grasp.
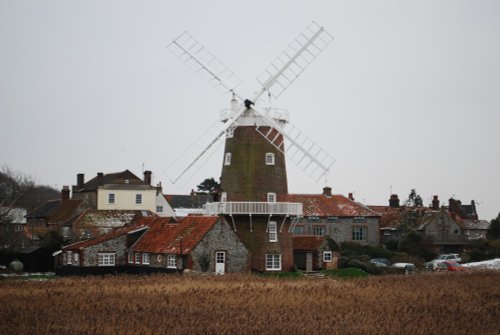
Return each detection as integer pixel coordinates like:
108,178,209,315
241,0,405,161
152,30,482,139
285,194,380,217
27,199,61,219
76,170,146,192
459,219,490,230
72,209,155,229
164,194,212,209
292,236,326,251
48,199,89,225
132,215,220,254
63,225,148,251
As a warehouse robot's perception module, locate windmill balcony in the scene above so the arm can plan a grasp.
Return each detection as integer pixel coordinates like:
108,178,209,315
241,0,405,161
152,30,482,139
204,201,303,216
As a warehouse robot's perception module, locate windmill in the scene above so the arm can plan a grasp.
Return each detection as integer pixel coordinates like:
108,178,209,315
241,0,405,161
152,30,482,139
167,22,334,272
167,21,334,202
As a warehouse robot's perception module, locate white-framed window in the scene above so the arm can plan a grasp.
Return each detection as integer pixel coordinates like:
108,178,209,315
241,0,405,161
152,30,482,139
142,253,150,265
128,252,134,264
313,226,326,236
293,225,305,235
221,192,227,202
14,225,22,232
268,221,277,242
108,193,115,204
156,206,163,213
352,227,367,241
135,252,141,264
265,152,275,165
98,253,116,267
224,152,232,166
323,251,332,262
267,192,276,203
266,254,281,271
65,251,72,265
73,253,79,265
167,254,177,269
136,194,142,205
383,230,391,236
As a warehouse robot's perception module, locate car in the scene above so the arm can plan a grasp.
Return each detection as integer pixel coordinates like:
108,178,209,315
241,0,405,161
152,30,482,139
424,261,448,271
432,254,462,263
442,261,466,272
369,258,391,267
391,262,416,272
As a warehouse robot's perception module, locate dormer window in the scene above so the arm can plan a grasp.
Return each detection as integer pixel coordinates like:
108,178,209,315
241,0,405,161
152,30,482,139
267,192,276,203
265,153,275,165
224,153,232,166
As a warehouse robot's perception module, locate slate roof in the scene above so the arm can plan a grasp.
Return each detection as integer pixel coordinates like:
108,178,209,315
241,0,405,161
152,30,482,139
132,215,220,254
285,194,380,217
292,236,326,251
77,170,145,192
164,194,212,209
63,225,149,251
27,200,61,219
48,199,89,225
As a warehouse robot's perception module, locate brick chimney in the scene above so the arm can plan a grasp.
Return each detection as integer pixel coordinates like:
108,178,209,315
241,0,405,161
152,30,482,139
61,186,70,200
77,173,84,189
432,195,440,210
348,192,354,201
97,172,104,186
144,170,152,185
323,186,332,197
389,194,400,208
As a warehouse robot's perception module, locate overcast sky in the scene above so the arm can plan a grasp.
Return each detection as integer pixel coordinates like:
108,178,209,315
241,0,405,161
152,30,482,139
1,1,499,220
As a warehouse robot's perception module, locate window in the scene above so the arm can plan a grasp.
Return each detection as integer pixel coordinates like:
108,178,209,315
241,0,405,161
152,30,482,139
136,194,142,205
313,226,326,236
352,227,367,241
327,216,339,223
108,193,115,204
156,206,163,213
323,251,333,262
307,216,320,222
73,253,79,265
353,216,366,223
268,221,277,242
267,192,276,203
265,153,275,165
221,192,227,202
266,254,281,271
65,251,72,265
98,253,116,266
14,225,22,232
224,153,232,166
128,252,134,264
293,225,305,235
142,253,150,265
135,253,141,264
383,230,391,236
167,254,177,269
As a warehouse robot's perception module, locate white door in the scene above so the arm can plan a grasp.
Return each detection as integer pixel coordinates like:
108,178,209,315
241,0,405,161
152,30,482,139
215,251,226,275
306,252,313,272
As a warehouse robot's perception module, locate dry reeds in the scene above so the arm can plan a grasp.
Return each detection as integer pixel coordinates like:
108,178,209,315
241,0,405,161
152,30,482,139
0,272,499,334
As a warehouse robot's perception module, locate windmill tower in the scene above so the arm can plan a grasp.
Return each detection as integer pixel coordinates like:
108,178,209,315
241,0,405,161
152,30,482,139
167,22,334,272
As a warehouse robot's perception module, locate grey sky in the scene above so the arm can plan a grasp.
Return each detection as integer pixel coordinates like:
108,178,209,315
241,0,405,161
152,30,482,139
1,1,499,220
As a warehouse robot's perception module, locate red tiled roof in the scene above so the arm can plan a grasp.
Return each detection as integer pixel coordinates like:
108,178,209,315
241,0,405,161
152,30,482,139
285,194,380,217
132,215,220,254
63,225,148,250
292,236,326,251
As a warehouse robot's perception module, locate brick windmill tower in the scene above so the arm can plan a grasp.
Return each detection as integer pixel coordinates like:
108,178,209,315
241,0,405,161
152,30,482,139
167,22,334,272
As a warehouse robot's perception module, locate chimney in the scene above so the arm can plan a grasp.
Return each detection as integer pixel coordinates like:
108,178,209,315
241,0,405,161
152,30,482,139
348,192,354,201
323,186,332,197
156,181,162,193
97,172,104,186
61,186,70,200
432,195,440,210
144,170,152,185
389,194,400,208
77,173,84,188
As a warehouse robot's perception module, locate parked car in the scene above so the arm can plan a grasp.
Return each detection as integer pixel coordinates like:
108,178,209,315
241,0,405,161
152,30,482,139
369,258,391,267
442,261,466,272
391,262,416,272
424,262,448,271
432,254,462,263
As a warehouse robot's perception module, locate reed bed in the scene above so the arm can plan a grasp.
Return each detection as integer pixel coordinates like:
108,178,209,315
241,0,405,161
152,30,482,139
0,272,499,334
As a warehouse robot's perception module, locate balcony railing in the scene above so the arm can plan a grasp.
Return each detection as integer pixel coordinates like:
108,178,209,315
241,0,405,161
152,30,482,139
204,202,303,216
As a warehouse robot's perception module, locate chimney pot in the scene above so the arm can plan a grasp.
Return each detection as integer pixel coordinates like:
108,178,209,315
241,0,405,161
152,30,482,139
323,186,332,197
348,192,354,201
432,195,440,210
